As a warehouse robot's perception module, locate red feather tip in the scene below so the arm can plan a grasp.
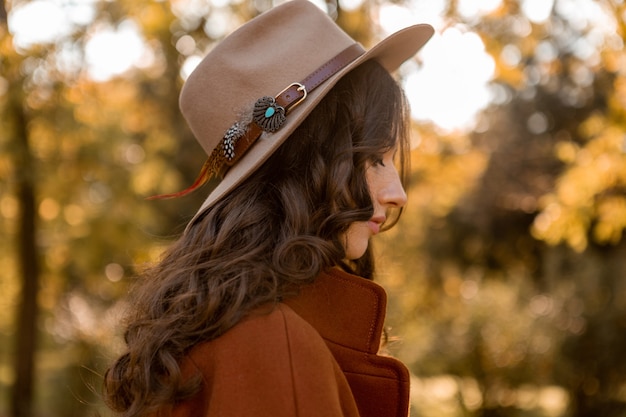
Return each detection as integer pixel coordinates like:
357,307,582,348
145,159,215,200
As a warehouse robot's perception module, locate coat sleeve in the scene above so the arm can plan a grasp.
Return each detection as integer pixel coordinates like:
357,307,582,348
169,304,360,417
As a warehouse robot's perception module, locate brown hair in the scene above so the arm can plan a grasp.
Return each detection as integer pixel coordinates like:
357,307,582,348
103,60,411,416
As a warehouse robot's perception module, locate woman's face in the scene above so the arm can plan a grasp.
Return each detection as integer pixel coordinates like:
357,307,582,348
343,148,407,260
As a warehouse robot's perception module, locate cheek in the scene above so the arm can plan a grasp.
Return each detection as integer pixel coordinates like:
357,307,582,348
365,169,386,202
342,222,371,260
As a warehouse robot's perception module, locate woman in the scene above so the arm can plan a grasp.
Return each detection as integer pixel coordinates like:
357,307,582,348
103,1,433,416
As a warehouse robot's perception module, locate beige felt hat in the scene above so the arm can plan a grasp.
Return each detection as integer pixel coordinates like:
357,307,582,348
166,0,434,226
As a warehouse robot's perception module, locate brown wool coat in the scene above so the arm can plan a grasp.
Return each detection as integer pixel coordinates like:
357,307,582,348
165,268,410,417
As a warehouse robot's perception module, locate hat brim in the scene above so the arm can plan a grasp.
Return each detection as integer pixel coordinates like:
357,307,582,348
187,23,434,229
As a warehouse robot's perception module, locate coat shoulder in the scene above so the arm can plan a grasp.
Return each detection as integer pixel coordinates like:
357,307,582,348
175,304,358,417
188,303,331,367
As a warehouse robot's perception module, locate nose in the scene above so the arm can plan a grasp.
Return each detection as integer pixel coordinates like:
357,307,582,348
378,168,407,209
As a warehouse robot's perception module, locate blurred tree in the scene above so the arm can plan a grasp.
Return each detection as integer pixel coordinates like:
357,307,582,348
376,1,626,416
0,0,202,415
1,1,41,415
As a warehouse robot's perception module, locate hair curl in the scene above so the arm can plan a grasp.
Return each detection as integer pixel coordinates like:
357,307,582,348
103,60,411,416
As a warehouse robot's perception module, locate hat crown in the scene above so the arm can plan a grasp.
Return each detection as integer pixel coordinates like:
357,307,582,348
180,0,356,155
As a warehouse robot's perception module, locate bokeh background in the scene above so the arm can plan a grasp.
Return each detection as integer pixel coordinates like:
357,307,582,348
1,0,625,416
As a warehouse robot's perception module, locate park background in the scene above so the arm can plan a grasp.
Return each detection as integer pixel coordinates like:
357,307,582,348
1,0,626,416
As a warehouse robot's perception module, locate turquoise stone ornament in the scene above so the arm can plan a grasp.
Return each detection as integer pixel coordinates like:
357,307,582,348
253,96,286,132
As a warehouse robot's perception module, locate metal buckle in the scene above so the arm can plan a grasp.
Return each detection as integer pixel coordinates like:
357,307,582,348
276,82,308,113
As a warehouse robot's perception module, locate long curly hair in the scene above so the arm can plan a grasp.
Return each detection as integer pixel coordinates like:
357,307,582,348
103,59,411,416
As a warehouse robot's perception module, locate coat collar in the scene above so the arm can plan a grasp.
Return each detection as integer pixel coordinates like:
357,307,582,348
284,268,387,355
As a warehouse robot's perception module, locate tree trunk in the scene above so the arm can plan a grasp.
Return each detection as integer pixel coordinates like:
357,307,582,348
2,2,41,415
9,89,40,417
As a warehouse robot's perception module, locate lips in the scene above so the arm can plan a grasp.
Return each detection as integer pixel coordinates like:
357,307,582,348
368,215,386,235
